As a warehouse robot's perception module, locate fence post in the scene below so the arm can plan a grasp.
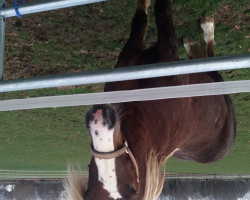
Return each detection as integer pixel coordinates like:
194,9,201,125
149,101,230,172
0,0,6,80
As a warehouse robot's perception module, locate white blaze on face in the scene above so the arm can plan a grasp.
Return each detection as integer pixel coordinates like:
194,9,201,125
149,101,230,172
89,109,122,199
201,21,215,44
95,158,122,199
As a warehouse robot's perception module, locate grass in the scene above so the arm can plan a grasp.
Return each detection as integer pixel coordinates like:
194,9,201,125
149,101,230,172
0,107,90,171
0,86,103,172
0,0,250,176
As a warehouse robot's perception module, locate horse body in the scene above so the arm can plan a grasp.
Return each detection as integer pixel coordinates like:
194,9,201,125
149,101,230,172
66,0,236,199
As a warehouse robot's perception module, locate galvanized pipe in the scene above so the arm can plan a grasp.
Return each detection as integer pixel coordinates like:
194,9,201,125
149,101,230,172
0,0,5,80
0,0,107,18
0,80,249,111
0,54,249,93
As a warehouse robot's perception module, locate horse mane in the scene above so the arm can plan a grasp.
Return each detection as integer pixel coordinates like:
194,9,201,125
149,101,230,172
65,151,176,200
64,165,88,200
142,149,177,200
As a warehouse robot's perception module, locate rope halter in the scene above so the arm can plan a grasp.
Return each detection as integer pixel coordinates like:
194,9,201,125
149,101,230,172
90,140,140,194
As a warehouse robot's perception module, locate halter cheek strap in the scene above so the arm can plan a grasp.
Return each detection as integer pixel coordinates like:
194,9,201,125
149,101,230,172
90,140,140,194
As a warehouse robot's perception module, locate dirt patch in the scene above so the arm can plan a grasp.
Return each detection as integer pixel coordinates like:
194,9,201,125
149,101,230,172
4,4,121,80
214,3,250,27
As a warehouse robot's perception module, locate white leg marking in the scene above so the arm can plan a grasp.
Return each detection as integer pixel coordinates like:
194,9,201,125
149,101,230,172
183,42,191,55
201,21,215,44
183,38,197,57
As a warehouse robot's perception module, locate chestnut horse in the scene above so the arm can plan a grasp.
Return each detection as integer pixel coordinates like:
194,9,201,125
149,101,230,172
65,0,236,199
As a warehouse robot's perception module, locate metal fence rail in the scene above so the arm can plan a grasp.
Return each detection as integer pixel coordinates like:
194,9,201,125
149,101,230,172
0,54,249,93
1,80,249,112
0,169,88,180
165,174,250,180
0,0,107,18
1,170,249,180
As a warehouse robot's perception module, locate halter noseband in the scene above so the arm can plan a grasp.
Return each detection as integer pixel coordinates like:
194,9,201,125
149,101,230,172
90,140,140,193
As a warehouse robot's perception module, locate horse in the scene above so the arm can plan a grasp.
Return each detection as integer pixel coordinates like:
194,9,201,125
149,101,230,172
65,0,236,199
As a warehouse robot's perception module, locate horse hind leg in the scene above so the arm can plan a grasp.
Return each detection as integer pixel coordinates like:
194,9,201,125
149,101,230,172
116,0,151,66
183,36,208,59
183,38,195,59
183,37,205,59
200,16,215,57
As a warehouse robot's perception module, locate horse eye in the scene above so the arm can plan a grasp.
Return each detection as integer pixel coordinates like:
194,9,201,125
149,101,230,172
130,186,136,193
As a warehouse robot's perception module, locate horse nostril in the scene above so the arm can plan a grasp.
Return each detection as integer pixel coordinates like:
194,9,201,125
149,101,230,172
95,131,99,136
102,121,107,126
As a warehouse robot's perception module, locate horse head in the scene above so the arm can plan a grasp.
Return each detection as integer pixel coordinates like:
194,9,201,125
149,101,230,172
84,104,139,200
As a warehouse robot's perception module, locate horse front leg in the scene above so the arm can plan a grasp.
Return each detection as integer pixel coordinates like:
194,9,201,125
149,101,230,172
201,16,215,57
116,0,151,66
154,0,179,61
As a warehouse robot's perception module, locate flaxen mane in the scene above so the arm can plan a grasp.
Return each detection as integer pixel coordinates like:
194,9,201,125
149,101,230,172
142,150,178,200
64,165,87,200
65,150,169,200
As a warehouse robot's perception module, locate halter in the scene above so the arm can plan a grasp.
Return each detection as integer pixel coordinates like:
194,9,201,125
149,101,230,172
90,140,140,194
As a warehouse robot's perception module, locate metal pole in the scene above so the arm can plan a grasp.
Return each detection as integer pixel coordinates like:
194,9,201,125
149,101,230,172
0,54,249,93
0,0,5,80
0,80,249,111
0,0,107,18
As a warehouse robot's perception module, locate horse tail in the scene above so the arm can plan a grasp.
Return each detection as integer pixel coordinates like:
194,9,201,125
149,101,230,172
64,165,87,200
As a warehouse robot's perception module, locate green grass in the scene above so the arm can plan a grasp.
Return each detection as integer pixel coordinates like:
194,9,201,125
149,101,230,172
0,106,90,171
0,86,104,172
1,0,250,175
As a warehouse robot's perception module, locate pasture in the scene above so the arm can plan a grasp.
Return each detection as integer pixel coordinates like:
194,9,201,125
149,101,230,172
0,0,249,176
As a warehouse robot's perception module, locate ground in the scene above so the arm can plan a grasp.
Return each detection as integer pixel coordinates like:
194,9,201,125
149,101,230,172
0,0,249,176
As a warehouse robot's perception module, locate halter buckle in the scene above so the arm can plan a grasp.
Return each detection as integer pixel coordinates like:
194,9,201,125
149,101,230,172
125,141,129,154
